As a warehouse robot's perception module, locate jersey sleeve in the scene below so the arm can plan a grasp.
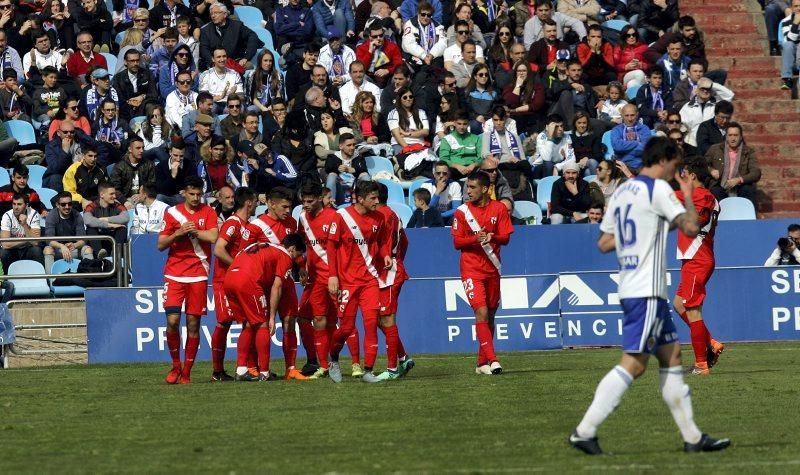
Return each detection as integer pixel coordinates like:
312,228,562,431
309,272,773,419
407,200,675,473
219,220,237,242
327,213,343,244
160,211,178,237
496,203,514,238
599,196,616,235
275,253,293,280
203,208,219,230
653,180,686,223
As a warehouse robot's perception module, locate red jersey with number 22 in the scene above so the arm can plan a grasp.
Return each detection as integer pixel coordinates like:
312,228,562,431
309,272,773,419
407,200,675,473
161,203,218,282
675,187,718,262
299,208,337,281
213,215,251,284
327,207,390,287
452,200,514,278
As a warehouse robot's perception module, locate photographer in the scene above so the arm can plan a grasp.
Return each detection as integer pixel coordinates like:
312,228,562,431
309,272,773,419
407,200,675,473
764,224,800,266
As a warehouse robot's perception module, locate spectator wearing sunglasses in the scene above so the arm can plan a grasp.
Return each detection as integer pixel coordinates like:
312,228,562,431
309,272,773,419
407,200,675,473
164,70,198,131
355,23,403,88
402,1,447,68
612,25,650,90
43,123,101,192
47,97,91,140
444,20,486,72
159,44,197,101
43,190,94,273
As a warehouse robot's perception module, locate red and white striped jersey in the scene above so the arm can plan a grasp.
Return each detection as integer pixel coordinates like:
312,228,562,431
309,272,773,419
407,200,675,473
675,187,719,262
161,203,218,282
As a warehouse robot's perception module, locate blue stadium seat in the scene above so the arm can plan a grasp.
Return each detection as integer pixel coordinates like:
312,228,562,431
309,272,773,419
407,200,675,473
601,19,628,32
512,200,543,224
129,116,146,130
36,187,57,209
26,165,46,188
718,197,756,220
407,179,428,209
601,131,614,160
625,84,641,101
291,204,302,221
7,260,52,298
389,202,413,227
251,27,275,51
376,179,405,205
101,53,117,73
583,174,596,183
0,169,8,187
234,6,264,31
536,176,559,213
115,30,125,46
6,120,36,146
366,156,395,177
50,259,86,297
106,164,115,177
255,204,268,216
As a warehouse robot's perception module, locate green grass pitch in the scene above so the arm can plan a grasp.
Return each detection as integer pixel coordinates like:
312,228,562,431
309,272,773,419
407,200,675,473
3,342,800,473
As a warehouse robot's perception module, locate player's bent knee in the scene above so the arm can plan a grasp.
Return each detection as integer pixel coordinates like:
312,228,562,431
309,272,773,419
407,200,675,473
379,314,395,326
474,307,489,322
313,316,327,329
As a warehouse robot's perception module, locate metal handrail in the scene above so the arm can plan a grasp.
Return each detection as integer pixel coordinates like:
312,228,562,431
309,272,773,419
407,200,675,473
0,235,117,280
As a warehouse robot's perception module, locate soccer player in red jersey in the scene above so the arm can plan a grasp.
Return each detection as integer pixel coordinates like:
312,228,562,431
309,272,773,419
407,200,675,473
224,235,307,381
452,171,514,375
326,180,393,383
673,158,725,375
247,187,313,380
210,187,257,381
296,182,364,379
374,182,414,380
157,176,219,384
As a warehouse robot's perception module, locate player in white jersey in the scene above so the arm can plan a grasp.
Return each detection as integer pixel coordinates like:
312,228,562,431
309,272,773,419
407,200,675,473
569,137,731,455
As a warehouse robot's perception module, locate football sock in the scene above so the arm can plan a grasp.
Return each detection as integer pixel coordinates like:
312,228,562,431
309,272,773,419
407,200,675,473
298,318,316,362
236,326,254,368
247,338,258,369
660,366,702,444
396,329,407,360
677,310,690,326
181,336,200,378
166,330,181,369
283,330,298,370
314,328,330,369
346,327,361,364
363,314,379,370
255,326,271,373
210,325,229,373
475,321,497,363
381,324,399,371
689,320,709,364
576,365,633,438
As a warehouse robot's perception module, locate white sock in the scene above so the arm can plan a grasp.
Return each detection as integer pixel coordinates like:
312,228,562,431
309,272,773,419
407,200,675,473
576,365,633,438
235,366,248,376
660,367,702,444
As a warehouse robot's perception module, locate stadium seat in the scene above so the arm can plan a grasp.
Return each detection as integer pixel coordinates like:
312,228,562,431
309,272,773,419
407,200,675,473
115,30,125,46
129,116,146,130
718,197,756,220
36,188,57,209
389,202,413,227
366,156,395,177
0,169,8,187
255,204,268,216
625,84,641,100
291,204,302,221
512,200,543,224
407,179,428,209
376,179,405,205
101,53,117,73
50,259,85,297
601,131,614,160
6,120,36,146
536,176,559,213
601,19,628,32
106,164,115,177
234,6,264,31
583,174,596,183
27,165,46,188
251,27,275,51
7,260,52,298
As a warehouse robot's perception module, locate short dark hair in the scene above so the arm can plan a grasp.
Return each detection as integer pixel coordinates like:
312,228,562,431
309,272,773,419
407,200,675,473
688,58,707,71
56,191,73,202
339,132,355,143
282,233,307,253
175,70,191,82
641,136,681,168
183,175,204,191
162,27,178,41
413,187,431,204
491,105,507,119
197,91,214,104
3,69,17,80
467,171,490,188
376,181,388,204
169,139,186,151
349,60,365,72
461,39,476,52
128,134,143,146
212,46,227,57
535,0,553,8
455,19,470,30
714,100,734,116
545,113,564,125
41,66,58,77
268,186,293,203
587,24,602,34
141,183,157,199
726,121,743,136
434,160,449,170
542,18,557,27
97,180,114,194
678,15,696,29
234,186,256,210
566,59,582,69
354,180,379,199
12,164,29,178
305,40,322,54
683,156,710,184
454,109,470,122
12,192,28,204
368,22,385,34
648,66,664,78
300,180,324,198
418,0,433,13
788,224,800,233
124,49,141,61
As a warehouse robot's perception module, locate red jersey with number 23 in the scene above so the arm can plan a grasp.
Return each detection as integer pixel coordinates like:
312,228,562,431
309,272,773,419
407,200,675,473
299,207,337,282
213,215,251,284
675,187,718,263
452,200,514,278
161,203,219,282
327,207,390,287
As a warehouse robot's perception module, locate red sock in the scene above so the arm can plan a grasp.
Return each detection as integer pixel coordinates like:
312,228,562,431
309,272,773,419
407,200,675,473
314,327,330,369
181,336,200,378
236,325,254,367
283,330,298,370
476,321,497,363
247,337,258,369
396,327,407,359
363,313,379,369
346,327,361,364
166,330,181,369
298,319,316,361
677,310,690,326
381,324,399,370
255,326,271,372
689,320,709,364
210,325,229,372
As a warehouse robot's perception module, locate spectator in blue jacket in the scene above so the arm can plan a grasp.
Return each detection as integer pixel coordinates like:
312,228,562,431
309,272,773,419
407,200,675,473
43,123,101,192
399,0,443,24
610,104,651,172
275,0,316,62
311,0,355,41
408,187,444,228
420,161,462,224
159,44,198,101
251,143,298,193
635,68,672,128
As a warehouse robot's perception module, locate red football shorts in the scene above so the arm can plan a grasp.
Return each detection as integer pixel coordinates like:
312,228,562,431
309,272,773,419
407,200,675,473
163,278,208,316
379,281,405,316
676,259,714,308
224,281,268,326
278,277,299,319
299,281,336,318
462,275,500,311
338,283,380,318
213,282,237,324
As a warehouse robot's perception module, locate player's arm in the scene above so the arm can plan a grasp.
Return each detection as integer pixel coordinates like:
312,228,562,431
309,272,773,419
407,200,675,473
326,218,341,294
451,211,481,250
157,220,191,250
379,218,393,269
214,237,233,266
195,227,219,243
597,232,616,253
268,276,283,335
671,174,699,237
489,206,514,245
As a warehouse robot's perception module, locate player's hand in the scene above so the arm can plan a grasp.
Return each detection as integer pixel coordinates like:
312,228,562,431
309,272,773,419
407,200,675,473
674,168,695,197
299,267,309,285
383,256,393,269
480,232,493,245
328,276,339,296
477,228,488,244
268,317,276,336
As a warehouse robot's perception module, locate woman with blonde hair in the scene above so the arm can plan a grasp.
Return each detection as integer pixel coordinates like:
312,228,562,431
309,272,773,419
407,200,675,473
114,28,145,73
348,90,391,155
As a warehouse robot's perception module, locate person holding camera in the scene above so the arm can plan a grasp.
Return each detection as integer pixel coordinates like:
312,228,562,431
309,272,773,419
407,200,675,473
764,224,800,266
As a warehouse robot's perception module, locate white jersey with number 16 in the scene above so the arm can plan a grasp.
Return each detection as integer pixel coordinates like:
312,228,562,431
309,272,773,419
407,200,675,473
600,176,686,300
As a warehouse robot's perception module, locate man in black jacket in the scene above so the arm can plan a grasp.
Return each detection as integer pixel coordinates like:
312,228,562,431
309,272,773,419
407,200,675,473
111,50,158,121
198,3,261,70
0,165,48,215
154,141,197,205
549,161,591,224
73,0,114,49
547,60,599,131
695,100,732,157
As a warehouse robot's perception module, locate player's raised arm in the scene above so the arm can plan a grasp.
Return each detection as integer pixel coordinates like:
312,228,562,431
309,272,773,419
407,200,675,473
672,171,700,237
